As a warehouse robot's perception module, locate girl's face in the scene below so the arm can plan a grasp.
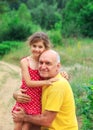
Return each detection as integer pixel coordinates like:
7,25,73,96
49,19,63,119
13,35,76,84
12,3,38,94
30,41,46,58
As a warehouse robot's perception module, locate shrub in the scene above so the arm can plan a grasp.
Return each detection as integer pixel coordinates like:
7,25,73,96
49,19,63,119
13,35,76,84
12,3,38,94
48,30,62,46
0,44,10,56
0,41,22,56
0,3,39,42
80,78,93,129
3,23,31,41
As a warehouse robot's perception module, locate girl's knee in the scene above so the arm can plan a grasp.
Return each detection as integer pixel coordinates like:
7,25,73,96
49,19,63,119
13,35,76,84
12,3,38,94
22,123,31,130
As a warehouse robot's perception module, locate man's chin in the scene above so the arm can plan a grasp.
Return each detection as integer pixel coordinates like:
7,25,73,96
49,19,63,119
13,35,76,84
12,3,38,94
40,73,49,79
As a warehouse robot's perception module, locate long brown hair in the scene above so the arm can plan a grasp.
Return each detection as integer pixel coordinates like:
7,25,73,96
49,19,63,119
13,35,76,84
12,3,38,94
27,32,52,49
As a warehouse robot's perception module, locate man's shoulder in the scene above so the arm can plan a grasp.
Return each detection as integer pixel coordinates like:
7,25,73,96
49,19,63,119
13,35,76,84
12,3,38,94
53,74,70,88
55,73,68,83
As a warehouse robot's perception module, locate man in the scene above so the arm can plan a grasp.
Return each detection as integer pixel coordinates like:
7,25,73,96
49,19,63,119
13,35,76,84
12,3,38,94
13,50,78,130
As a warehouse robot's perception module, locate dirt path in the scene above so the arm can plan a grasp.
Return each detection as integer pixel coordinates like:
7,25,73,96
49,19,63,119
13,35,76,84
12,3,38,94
0,61,21,130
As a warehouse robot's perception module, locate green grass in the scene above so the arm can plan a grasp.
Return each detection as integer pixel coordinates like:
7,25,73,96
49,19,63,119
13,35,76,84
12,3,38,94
55,38,93,66
1,41,30,65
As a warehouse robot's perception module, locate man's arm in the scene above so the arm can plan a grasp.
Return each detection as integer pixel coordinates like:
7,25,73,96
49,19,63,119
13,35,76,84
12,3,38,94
13,107,57,127
24,110,57,126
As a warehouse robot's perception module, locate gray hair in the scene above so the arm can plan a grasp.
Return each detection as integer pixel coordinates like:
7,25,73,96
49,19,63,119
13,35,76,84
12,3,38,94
56,52,60,63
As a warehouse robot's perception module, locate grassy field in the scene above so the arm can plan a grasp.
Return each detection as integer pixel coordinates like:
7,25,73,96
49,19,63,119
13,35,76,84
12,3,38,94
1,37,93,129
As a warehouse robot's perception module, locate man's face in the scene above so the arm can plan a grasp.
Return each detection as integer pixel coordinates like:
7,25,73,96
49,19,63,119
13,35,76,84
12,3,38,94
38,51,60,79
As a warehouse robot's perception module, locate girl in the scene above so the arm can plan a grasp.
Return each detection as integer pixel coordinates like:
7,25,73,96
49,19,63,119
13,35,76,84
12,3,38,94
12,32,68,130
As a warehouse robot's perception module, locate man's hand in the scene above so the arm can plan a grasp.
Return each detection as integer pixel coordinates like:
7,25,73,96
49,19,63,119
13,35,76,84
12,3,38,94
13,89,31,103
12,107,25,122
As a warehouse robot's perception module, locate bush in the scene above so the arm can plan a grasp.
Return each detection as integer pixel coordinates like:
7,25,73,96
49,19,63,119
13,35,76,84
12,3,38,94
79,3,93,37
0,41,22,56
0,44,10,56
3,23,31,41
48,30,62,46
80,78,93,129
30,2,62,30
0,3,40,42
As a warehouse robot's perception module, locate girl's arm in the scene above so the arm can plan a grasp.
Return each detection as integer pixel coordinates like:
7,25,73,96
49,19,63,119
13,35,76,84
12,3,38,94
20,59,55,88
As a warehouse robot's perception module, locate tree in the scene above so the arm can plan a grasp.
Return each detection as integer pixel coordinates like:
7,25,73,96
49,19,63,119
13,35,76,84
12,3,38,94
0,1,9,13
62,0,93,37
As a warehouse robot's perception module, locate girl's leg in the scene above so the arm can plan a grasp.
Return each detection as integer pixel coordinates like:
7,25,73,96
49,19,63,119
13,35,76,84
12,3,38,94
14,121,23,130
22,122,31,130
31,124,41,130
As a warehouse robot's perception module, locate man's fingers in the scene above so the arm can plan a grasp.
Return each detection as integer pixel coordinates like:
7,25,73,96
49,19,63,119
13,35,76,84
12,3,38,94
20,89,27,93
12,107,25,122
17,93,31,103
16,107,23,111
18,97,30,103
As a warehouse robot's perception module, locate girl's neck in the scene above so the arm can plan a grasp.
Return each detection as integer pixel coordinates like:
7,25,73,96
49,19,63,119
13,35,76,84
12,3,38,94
28,55,38,69
30,55,39,63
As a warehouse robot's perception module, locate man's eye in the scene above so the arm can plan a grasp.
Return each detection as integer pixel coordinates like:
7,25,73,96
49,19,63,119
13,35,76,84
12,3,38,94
46,62,50,65
39,62,43,64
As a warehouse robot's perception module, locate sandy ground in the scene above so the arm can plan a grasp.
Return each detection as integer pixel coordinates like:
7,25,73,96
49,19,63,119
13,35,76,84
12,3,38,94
0,61,21,130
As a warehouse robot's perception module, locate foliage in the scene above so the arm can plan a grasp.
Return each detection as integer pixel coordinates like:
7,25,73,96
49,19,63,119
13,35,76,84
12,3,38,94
62,0,81,37
29,2,62,30
0,3,40,42
78,2,93,37
0,41,22,57
75,78,93,130
62,0,93,37
48,30,62,46
0,1,10,13
0,44,10,56
1,0,93,39
82,79,93,130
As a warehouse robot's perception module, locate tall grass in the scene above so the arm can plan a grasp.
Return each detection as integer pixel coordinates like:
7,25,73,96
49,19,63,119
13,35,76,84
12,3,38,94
1,41,30,65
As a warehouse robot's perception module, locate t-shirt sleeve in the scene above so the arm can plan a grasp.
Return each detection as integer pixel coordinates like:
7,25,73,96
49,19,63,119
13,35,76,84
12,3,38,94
45,84,65,112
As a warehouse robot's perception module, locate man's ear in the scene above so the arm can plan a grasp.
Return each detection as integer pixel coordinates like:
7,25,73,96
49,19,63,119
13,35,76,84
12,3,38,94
57,63,61,69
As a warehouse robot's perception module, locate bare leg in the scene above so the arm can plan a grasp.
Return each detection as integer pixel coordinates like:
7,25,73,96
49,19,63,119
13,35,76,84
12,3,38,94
22,122,31,130
31,124,41,130
14,121,40,130
14,121,23,130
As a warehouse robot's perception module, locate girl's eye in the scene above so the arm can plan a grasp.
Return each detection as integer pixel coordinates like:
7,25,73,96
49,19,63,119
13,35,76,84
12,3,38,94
33,45,36,47
39,46,43,48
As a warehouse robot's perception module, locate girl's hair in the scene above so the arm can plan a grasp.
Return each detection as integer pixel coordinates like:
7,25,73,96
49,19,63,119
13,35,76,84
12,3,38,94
27,32,52,49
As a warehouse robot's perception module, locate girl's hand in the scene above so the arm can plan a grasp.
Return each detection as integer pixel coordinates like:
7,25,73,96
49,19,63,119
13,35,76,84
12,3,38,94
61,71,69,80
46,77,59,85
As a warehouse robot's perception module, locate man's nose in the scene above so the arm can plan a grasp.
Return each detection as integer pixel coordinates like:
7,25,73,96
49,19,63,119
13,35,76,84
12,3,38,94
41,63,46,68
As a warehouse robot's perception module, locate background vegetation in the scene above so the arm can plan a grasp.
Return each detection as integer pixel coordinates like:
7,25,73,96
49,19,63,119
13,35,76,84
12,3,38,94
0,0,93,129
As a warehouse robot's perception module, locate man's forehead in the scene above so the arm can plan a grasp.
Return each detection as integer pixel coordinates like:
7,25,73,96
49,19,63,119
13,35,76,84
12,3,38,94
39,50,58,62
40,51,55,58
39,56,50,61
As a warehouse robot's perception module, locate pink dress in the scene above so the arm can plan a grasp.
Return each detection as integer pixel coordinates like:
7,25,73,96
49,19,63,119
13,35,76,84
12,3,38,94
12,59,42,115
